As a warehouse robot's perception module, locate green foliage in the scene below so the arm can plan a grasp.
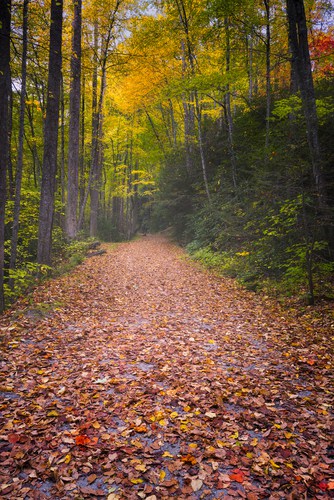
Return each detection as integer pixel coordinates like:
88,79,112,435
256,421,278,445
4,263,51,302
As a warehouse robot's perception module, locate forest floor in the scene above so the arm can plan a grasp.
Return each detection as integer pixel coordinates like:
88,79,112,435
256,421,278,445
0,235,333,500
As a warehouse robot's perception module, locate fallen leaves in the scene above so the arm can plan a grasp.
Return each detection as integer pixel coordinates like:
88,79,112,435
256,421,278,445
0,236,333,498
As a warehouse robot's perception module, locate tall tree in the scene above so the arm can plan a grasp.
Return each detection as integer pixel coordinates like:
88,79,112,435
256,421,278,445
65,0,82,239
37,0,63,265
0,0,11,312
9,0,29,287
286,0,327,206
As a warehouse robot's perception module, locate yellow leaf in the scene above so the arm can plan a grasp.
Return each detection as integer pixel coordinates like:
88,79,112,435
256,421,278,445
189,443,197,448
159,419,167,426
47,410,59,417
230,431,239,439
92,421,100,429
269,459,280,469
284,432,293,439
135,463,147,472
285,462,294,469
250,438,258,446
64,454,71,464
131,440,143,448
170,412,178,418
274,424,281,429
217,440,227,448
130,478,143,484
159,470,166,481
246,452,253,459
184,405,191,412
208,339,215,344
180,424,188,431
162,451,173,458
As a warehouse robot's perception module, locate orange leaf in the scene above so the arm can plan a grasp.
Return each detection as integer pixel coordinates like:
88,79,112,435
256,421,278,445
75,434,91,446
229,469,245,483
181,454,197,465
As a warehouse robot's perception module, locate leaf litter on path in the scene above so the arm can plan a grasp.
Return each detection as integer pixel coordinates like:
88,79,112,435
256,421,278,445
0,235,333,499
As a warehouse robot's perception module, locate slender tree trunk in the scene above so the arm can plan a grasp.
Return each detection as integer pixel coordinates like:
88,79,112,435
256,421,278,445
66,0,82,239
195,94,211,203
224,17,237,190
264,0,271,151
37,0,63,265
286,0,327,206
145,107,167,158
89,24,100,237
60,73,65,225
181,41,194,176
9,0,28,288
79,74,85,213
0,0,11,312
169,99,177,146
26,105,41,186
247,32,254,101
8,85,14,199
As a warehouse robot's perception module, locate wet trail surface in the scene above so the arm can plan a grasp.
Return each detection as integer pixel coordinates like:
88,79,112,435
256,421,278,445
0,235,333,499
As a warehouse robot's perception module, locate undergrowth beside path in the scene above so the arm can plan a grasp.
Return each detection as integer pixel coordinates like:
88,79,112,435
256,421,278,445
0,235,333,499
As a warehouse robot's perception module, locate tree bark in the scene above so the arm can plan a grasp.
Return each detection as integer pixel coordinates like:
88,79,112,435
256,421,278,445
37,0,63,265
66,0,82,239
224,17,237,190
0,0,11,312
286,0,327,206
264,0,271,151
89,22,100,237
9,0,29,288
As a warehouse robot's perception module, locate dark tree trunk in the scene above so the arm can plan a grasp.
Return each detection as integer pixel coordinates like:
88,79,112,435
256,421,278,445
59,73,65,227
9,0,29,288
264,0,271,151
286,0,327,206
8,84,14,199
66,0,82,239
37,0,63,265
0,0,11,312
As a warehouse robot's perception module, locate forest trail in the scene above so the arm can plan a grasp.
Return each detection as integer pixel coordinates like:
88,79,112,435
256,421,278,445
0,235,333,499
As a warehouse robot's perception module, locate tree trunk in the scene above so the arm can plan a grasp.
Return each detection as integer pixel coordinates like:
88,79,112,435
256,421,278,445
66,0,82,239
195,93,211,203
89,23,100,238
264,0,271,151
9,0,28,288
286,0,327,206
60,73,65,226
224,17,237,190
37,0,63,265
0,0,11,312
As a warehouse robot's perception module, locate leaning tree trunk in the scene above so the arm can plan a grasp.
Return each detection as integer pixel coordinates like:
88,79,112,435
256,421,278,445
66,0,82,239
37,0,63,265
9,0,29,289
0,0,11,312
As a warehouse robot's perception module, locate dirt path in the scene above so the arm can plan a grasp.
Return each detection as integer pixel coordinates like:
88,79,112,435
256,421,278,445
0,236,333,499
